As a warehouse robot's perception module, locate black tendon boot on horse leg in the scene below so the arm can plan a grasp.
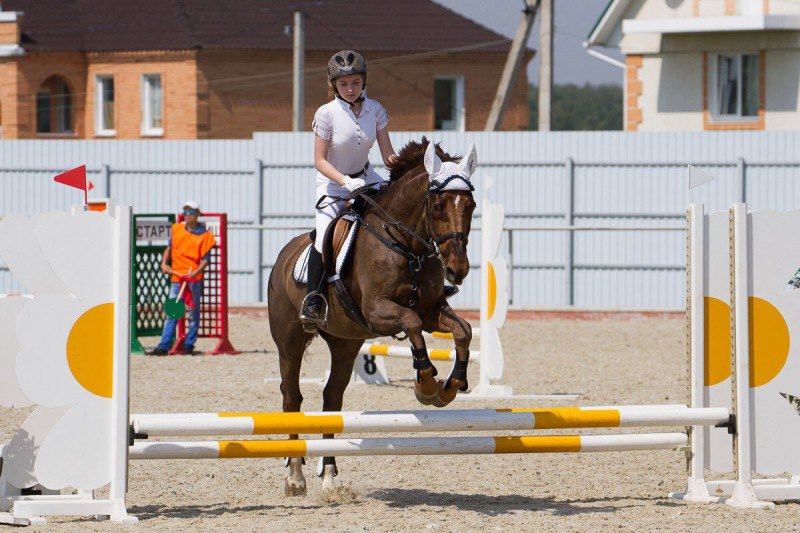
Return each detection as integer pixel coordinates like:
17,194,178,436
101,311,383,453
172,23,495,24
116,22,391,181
300,247,328,332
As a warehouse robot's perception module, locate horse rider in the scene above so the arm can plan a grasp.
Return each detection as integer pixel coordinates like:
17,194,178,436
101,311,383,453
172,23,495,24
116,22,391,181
299,49,398,329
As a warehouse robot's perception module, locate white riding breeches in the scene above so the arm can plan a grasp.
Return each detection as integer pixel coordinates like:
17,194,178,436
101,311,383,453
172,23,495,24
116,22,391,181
314,169,385,251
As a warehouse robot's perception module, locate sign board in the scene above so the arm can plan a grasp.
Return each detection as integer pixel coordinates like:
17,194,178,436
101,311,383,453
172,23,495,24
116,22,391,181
135,221,172,243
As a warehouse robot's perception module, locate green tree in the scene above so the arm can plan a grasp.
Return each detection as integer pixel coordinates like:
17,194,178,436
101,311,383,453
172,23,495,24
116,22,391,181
529,84,623,130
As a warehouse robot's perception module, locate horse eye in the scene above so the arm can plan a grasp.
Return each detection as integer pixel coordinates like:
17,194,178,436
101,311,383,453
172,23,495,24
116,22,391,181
433,202,445,212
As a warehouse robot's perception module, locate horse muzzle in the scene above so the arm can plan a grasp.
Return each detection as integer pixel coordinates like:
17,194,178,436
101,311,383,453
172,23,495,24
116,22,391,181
435,231,470,285
443,249,469,285
445,266,466,285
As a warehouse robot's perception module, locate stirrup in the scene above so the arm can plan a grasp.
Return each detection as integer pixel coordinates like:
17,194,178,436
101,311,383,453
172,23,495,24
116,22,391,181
300,291,329,329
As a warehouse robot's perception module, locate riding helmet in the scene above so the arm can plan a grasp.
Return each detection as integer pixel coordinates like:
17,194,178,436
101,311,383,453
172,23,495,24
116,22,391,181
327,50,367,82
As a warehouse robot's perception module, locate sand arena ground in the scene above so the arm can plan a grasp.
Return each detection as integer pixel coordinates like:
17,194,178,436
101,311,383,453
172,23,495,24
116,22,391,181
2,312,798,531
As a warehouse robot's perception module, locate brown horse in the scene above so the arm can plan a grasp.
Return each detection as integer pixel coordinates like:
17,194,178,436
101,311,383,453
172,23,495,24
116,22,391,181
267,138,476,494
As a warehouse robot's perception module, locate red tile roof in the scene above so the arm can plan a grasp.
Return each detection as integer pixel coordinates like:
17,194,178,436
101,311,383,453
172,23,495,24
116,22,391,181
5,0,513,53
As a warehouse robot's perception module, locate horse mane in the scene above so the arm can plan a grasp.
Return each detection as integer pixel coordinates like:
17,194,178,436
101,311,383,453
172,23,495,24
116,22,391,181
387,137,460,182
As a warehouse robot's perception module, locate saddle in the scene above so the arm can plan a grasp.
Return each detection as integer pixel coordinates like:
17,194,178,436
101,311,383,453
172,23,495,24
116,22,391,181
321,213,355,274
293,201,377,333
293,213,357,285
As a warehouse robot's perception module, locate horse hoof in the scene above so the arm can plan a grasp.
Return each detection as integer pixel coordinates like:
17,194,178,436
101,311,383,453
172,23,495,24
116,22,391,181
320,465,337,491
285,476,307,497
433,379,462,407
414,386,438,406
415,368,438,394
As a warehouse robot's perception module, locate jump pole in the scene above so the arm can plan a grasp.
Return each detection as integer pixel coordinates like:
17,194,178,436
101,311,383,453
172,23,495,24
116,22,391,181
131,406,730,437
358,342,480,363
129,433,689,460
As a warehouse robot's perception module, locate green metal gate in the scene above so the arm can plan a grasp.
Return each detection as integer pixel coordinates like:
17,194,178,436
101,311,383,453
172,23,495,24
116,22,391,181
130,213,175,353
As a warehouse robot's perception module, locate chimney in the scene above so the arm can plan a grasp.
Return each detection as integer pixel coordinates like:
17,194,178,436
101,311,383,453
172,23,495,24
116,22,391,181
0,7,24,56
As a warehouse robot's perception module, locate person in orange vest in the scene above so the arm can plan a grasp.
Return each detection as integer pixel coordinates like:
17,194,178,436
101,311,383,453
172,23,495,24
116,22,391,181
147,200,216,356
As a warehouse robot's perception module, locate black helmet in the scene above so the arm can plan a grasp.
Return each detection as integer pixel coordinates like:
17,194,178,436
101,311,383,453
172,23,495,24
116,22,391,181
327,50,367,82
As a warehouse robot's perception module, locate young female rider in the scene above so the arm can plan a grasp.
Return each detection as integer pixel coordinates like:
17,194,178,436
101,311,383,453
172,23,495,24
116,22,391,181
299,50,397,328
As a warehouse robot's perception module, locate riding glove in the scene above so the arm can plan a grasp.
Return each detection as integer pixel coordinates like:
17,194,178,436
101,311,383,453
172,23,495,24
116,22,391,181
342,176,367,192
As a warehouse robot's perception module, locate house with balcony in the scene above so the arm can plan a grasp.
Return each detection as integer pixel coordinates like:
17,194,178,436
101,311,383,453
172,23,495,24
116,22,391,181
587,0,800,131
0,0,531,139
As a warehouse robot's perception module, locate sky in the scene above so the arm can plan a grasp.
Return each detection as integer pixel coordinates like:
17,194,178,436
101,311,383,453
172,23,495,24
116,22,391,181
432,0,624,86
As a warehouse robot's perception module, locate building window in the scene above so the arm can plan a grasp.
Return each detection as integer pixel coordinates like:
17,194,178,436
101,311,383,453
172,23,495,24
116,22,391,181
95,75,115,135
433,76,465,131
141,74,163,136
711,53,759,121
36,76,73,135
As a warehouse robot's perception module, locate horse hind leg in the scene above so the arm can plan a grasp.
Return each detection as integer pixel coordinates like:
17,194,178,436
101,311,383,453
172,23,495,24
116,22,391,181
272,308,314,496
317,334,361,491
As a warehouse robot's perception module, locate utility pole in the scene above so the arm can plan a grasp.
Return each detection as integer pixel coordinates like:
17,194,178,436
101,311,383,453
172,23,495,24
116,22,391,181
292,11,305,132
484,0,539,131
538,0,553,131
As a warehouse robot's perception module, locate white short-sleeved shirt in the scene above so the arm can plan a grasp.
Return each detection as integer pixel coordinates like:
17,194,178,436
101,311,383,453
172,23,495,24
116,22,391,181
312,94,389,186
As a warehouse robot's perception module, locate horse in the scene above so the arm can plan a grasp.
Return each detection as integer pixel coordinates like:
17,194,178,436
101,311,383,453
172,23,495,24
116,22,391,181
267,138,477,495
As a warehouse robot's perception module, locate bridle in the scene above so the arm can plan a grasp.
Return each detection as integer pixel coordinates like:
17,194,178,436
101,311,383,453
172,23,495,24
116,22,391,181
425,174,474,253
323,173,474,307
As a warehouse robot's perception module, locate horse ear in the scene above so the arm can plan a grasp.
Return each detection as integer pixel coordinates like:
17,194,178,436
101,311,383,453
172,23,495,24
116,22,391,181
424,141,442,178
458,144,477,177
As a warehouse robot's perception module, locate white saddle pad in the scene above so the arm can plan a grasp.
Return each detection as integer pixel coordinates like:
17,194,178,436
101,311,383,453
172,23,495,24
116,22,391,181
293,218,359,284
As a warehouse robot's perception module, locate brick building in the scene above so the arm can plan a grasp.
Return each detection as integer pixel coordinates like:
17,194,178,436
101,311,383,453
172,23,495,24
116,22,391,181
0,0,531,140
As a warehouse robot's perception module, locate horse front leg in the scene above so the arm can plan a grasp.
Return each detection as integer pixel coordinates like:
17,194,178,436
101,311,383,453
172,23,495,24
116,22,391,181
431,304,472,407
363,298,439,406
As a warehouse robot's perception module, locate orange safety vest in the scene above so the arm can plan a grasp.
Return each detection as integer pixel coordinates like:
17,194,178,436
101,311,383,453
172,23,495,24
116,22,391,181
170,223,216,283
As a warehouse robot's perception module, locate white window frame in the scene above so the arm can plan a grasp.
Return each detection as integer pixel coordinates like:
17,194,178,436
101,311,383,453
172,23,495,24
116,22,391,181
433,76,465,132
708,52,760,123
95,75,116,136
141,74,164,137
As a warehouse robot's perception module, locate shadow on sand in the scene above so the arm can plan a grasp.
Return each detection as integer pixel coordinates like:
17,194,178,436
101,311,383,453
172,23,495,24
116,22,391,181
368,487,681,516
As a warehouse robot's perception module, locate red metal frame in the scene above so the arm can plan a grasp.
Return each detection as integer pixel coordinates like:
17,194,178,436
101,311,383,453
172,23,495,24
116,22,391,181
171,212,238,355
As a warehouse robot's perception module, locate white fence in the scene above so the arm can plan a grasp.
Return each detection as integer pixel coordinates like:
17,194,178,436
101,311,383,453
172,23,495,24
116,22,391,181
1,131,799,309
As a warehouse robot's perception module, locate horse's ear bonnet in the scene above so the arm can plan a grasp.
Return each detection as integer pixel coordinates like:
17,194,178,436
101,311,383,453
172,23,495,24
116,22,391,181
425,142,477,192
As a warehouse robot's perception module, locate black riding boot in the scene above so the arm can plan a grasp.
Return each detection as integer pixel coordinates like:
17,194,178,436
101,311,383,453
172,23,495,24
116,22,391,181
300,247,327,330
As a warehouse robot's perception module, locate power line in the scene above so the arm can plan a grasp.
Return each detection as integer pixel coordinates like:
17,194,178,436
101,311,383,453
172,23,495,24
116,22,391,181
0,38,507,100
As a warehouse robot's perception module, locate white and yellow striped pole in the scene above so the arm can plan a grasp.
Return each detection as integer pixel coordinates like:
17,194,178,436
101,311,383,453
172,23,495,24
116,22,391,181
358,342,480,363
129,433,689,460
423,329,480,340
131,406,729,437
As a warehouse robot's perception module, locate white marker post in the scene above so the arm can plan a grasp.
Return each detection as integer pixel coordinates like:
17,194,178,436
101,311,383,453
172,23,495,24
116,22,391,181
461,176,578,400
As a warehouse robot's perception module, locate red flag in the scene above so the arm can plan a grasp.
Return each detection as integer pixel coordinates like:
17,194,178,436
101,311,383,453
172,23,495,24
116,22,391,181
54,165,93,204
54,165,87,190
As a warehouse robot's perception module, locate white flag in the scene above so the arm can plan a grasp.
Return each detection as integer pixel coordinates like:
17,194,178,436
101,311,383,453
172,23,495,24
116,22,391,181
688,165,716,189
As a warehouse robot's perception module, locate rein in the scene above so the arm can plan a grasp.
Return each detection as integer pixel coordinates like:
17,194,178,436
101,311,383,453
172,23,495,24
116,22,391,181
318,173,474,308
317,188,434,308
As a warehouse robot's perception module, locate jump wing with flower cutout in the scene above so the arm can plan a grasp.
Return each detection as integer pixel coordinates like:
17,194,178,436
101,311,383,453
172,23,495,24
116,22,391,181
0,211,118,490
